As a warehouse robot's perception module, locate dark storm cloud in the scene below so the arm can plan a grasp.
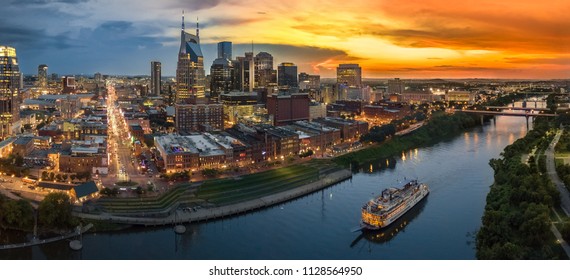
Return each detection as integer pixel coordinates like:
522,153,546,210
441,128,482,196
0,20,75,50
77,20,167,50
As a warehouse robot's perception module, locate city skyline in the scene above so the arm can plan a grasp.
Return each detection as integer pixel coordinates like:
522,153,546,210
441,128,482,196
1,0,568,79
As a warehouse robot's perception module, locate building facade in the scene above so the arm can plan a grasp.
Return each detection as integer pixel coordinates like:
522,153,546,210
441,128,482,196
218,41,232,60
38,64,48,90
210,58,235,100
175,103,223,133
0,46,21,139
277,62,298,89
266,93,309,126
220,91,258,126
337,64,362,87
151,61,161,96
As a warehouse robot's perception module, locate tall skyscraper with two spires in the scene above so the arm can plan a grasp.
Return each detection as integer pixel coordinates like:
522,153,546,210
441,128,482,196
176,11,205,104
175,12,223,133
0,46,21,139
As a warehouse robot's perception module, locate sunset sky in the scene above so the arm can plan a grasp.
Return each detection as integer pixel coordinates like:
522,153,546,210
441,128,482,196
2,0,569,79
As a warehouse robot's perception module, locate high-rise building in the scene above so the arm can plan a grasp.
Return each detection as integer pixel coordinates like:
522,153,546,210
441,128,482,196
277,62,298,89
337,64,362,87
38,64,48,90
255,52,276,88
235,52,255,92
0,46,21,139
217,41,232,60
210,58,234,100
298,72,320,91
151,61,161,96
61,76,76,94
176,12,206,103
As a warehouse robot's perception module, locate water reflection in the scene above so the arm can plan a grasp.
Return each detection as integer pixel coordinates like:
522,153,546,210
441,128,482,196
350,197,428,248
359,157,397,174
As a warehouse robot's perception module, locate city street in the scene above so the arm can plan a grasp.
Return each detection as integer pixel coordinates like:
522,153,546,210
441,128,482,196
103,84,162,191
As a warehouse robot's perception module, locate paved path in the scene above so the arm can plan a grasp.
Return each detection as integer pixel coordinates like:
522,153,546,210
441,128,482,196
74,169,352,226
0,224,93,250
546,128,570,259
545,129,570,216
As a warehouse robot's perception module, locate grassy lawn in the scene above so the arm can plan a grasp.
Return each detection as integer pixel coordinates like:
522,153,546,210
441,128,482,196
96,184,198,214
94,159,345,213
196,164,320,206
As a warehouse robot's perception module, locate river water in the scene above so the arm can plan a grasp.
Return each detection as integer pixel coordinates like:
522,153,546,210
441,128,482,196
0,104,535,259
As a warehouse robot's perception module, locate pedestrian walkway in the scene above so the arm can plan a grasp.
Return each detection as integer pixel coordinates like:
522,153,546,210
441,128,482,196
73,169,352,226
0,224,93,250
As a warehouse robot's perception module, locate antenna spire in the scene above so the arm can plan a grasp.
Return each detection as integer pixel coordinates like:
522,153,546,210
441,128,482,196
181,10,185,31
196,17,199,37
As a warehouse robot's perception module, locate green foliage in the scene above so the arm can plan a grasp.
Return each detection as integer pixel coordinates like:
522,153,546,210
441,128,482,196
299,150,314,158
100,187,119,196
477,116,560,259
38,192,75,229
202,168,220,178
162,170,191,181
0,195,34,231
335,112,478,166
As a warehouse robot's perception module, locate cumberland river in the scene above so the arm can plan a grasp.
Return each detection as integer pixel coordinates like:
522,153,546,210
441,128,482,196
0,104,536,259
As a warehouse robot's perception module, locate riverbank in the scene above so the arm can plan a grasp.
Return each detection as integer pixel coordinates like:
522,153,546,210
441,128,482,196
74,168,352,226
334,112,479,166
476,115,567,259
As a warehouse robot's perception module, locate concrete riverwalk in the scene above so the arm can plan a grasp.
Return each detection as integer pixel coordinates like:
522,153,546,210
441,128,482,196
0,224,93,250
73,169,352,226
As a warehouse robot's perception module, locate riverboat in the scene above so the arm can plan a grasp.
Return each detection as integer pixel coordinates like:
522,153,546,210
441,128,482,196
361,180,429,230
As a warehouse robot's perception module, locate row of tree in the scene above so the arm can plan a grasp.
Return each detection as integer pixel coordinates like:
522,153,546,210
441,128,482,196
477,118,561,259
40,171,92,182
0,192,76,232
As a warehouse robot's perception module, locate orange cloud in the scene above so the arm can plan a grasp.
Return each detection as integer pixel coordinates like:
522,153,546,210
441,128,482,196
195,0,570,78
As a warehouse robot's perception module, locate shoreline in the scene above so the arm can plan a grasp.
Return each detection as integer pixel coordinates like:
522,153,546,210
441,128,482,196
74,168,352,226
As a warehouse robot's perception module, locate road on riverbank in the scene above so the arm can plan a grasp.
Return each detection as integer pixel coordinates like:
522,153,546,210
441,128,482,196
545,128,570,216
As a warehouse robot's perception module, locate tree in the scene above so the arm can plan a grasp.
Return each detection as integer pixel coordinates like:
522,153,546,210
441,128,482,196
1,199,34,230
38,193,74,229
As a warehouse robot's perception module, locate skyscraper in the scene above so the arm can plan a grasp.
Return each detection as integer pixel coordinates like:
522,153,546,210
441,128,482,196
235,52,255,92
176,12,205,103
0,46,21,139
337,64,362,87
210,58,234,100
151,61,161,96
255,52,276,88
277,62,298,89
38,64,48,90
217,41,232,60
